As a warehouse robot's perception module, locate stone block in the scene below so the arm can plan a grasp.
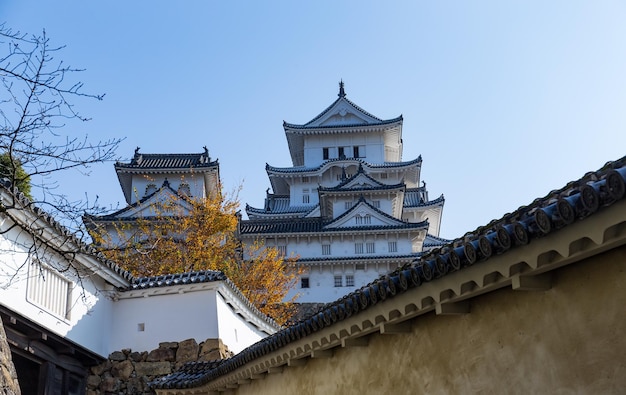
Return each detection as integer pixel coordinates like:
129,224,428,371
176,338,199,364
126,376,145,393
100,376,121,392
109,351,126,361
111,359,134,380
135,361,172,376
129,351,147,362
90,360,111,375
159,341,179,349
147,347,176,362
86,374,101,388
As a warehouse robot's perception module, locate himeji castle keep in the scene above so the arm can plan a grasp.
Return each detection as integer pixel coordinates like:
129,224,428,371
85,82,447,304
238,82,447,303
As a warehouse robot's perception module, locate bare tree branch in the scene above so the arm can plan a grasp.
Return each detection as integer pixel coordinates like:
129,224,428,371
0,23,123,237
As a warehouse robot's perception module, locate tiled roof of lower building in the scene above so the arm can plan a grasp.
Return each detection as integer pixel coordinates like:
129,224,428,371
150,360,224,390
129,270,227,290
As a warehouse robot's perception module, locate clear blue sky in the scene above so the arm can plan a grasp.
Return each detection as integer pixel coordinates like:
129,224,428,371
4,1,626,239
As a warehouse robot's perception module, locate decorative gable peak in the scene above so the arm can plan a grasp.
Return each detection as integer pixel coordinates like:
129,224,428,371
338,80,346,98
307,84,382,128
283,81,402,130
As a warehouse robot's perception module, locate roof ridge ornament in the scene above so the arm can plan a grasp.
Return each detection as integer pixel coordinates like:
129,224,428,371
338,80,346,98
133,147,142,165
203,146,210,163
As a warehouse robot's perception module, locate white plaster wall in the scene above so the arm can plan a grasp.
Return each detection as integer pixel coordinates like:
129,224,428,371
109,290,219,354
263,235,416,259
289,266,387,303
0,226,116,357
302,133,385,167
214,292,271,354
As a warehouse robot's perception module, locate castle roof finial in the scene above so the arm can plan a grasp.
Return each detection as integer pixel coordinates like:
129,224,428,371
338,80,346,98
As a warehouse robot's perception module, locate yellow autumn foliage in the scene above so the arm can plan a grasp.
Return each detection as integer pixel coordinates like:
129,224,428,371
91,189,301,325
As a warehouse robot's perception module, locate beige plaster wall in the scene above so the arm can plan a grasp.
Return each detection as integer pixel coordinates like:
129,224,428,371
234,246,626,394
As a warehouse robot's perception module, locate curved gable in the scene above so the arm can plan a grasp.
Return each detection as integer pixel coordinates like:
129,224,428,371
325,198,407,229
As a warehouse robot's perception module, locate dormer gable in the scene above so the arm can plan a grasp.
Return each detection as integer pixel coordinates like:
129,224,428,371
324,197,410,229
322,164,403,191
284,82,401,130
305,96,381,128
97,180,194,220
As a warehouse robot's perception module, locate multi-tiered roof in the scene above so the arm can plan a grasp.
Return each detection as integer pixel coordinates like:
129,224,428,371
243,82,444,240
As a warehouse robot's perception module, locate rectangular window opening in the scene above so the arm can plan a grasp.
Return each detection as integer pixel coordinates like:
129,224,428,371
388,241,398,253
334,275,343,287
27,261,72,320
302,188,310,204
301,278,310,289
346,275,355,287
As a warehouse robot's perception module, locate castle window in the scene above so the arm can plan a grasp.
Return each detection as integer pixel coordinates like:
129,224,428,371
301,277,310,289
355,243,364,254
27,261,71,320
334,275,343,287
277,245,287,256
346,274,355,287
302,176,309,183
355,214,371,225
388,241,398,253
302,188,310,204
372,200,381,208
353,145,365,158
322,244,331,255
323,148,330,160
338,147,345,159
366,242,375,254
344,201,353,210
380,173,388,179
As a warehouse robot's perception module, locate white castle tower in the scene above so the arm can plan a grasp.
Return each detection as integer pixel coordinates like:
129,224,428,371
239,82,447,303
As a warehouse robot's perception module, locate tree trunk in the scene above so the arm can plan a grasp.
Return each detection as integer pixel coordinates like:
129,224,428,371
0,317,20,395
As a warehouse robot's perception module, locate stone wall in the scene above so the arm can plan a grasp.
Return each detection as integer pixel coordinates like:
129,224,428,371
87,338,232,395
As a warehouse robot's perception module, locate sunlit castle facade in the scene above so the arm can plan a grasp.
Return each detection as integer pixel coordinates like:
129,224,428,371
84,147,220,247
239,83,447,303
